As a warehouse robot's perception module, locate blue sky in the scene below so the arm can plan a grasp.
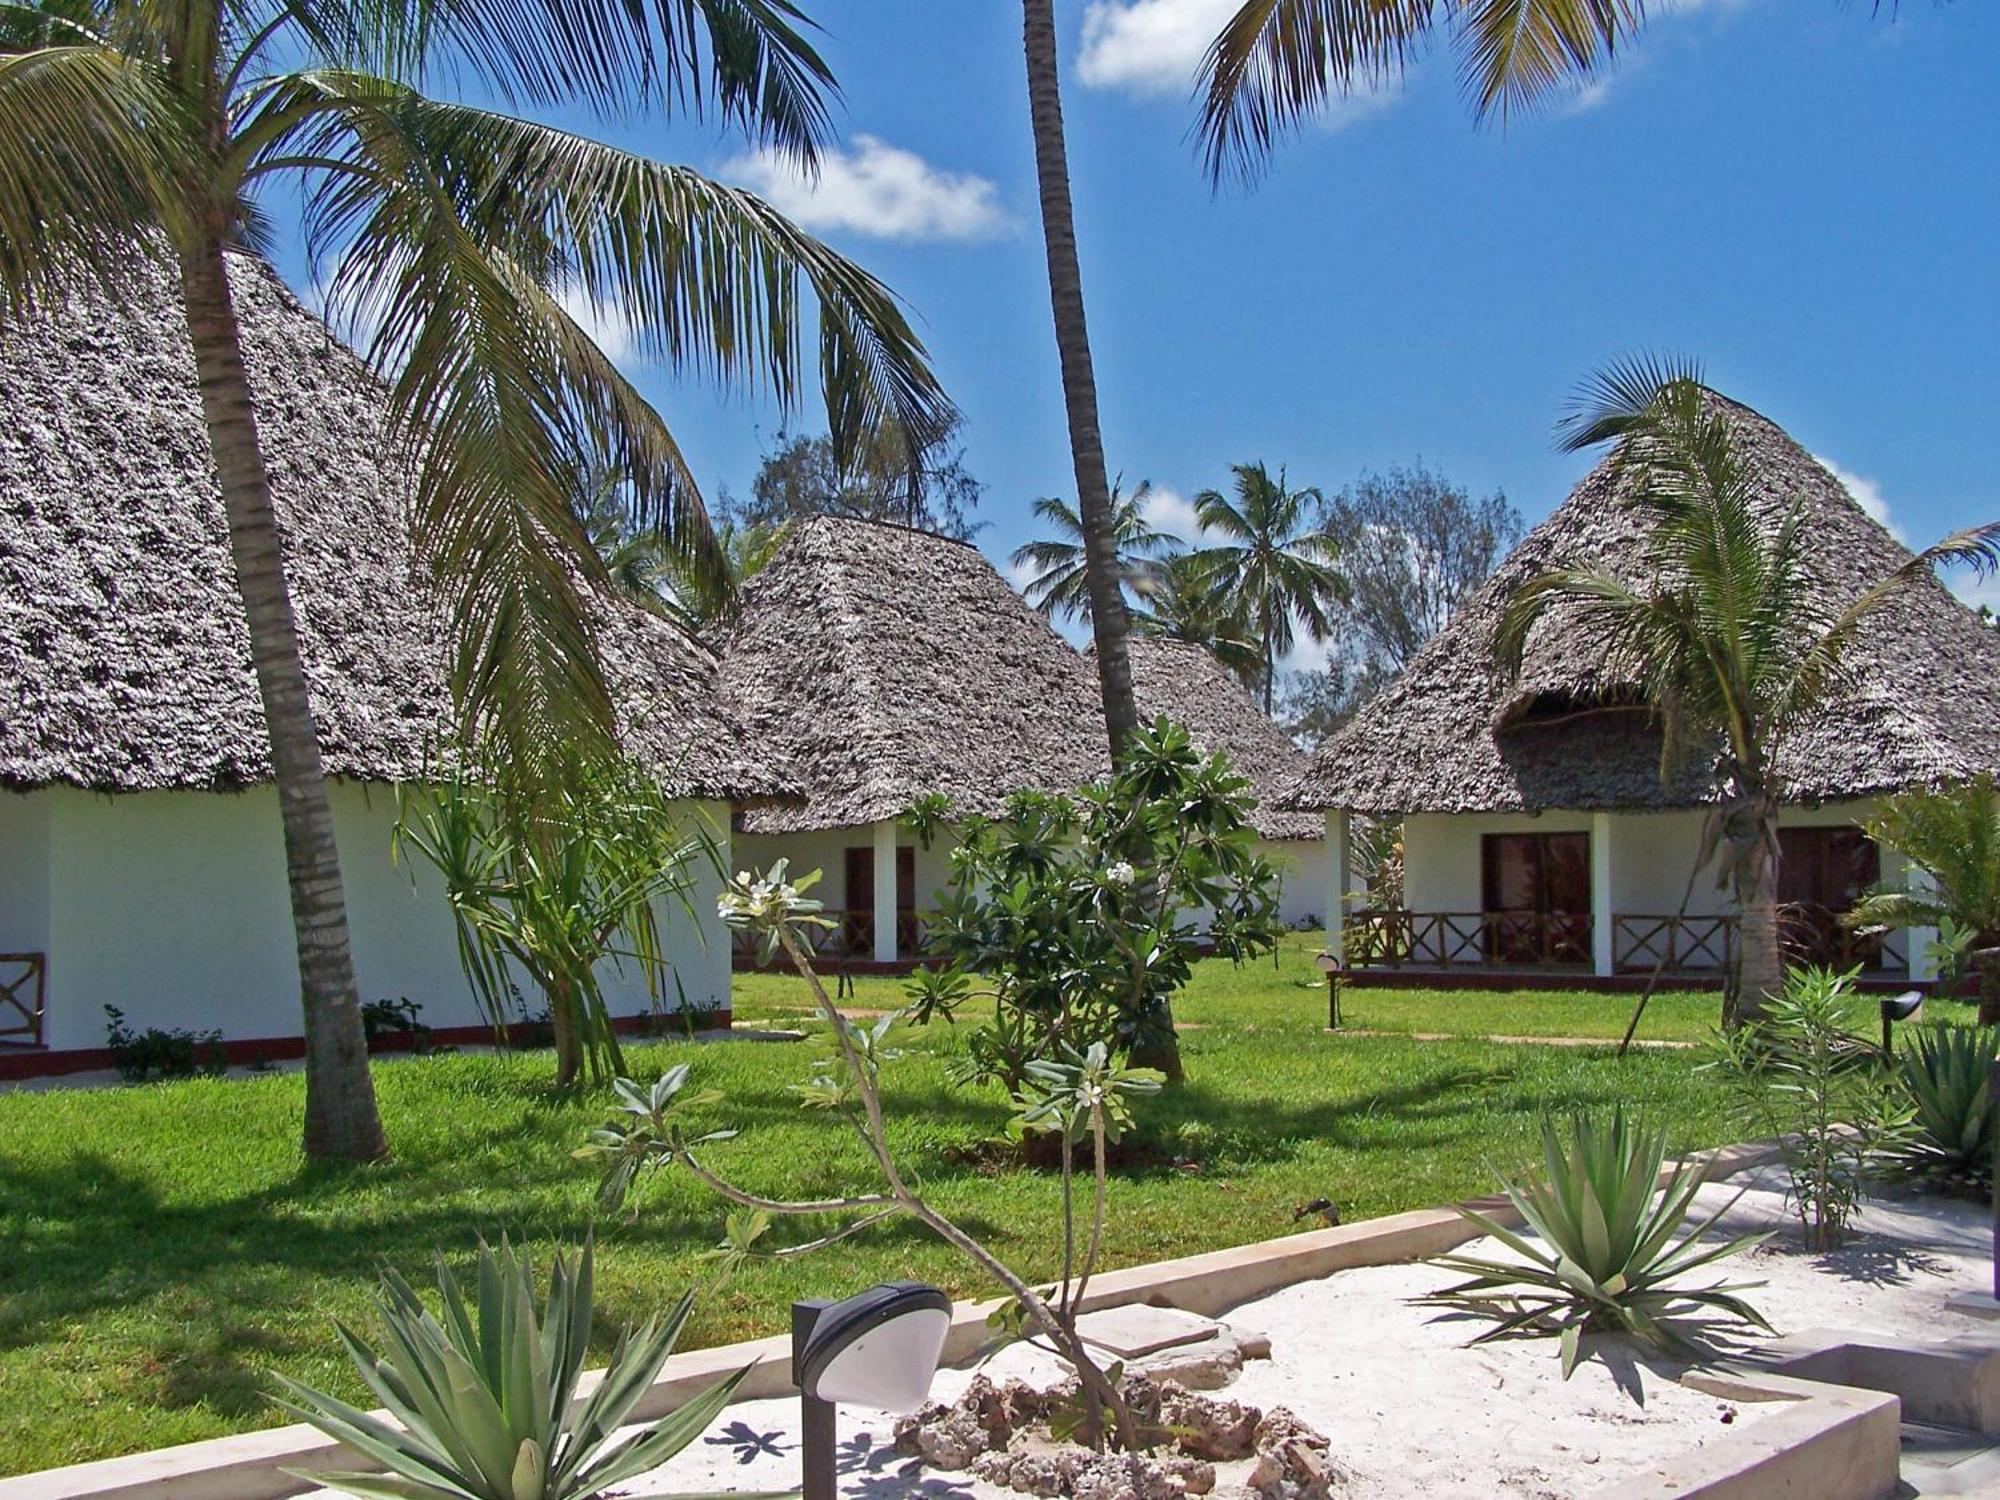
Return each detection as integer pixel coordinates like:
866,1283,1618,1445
278,0,2000,639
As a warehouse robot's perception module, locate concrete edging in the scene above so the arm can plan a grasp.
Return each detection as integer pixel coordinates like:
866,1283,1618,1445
0,1138,1790,1500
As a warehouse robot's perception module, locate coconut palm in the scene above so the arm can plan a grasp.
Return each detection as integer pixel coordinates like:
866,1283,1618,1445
1496,358,2000,1026
1133,551,1263,686
1012,480,1180,623
1195,0,1647,185
1021,0,1142,756
0,0,950,1158
1852,776,2000,1025
1192,462,1347,712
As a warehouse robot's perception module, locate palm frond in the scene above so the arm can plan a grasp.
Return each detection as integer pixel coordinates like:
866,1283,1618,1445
1456,0,1640,123
1555,351,1704,453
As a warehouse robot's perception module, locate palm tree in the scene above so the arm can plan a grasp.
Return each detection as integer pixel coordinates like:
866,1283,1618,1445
1133,551,1263,686
1852,777,2000,1025
1012,480,1179,622
0,0,950,1158
1021,0,1143,757
1496,359,2000,1026
1195,0,1647,184
1192,462,1347,711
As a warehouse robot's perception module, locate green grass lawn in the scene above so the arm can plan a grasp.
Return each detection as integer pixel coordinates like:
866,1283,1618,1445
0,944,1753,1475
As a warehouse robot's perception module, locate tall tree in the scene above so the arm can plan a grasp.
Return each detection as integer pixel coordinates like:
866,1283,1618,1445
1193,462,1347,712
1021,0,1141,757
0,0,950,1158
1195,0,1647,184
1012,479,1179,622
734,412,984,540
1496,359,2000,1026
1133,551,1263,686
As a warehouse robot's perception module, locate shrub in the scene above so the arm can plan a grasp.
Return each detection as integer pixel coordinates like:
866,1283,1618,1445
103,1006,226,1083
361,996,434,1054
1705,966,1915,1249
1420,1108,1770,1377
1894,1023,1998,1192
274,1238,746,1500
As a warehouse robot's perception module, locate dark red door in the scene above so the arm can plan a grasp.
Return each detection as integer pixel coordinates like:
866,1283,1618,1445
1482,832,1591,964
843,845,918,957
1778,828,1881,968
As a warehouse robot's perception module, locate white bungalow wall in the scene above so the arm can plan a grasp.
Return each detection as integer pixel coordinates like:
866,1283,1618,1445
11,783,733,1056
1396,800,1917,976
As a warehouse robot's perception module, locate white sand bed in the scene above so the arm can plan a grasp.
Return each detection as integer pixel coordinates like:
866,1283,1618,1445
317,1168,1994,1500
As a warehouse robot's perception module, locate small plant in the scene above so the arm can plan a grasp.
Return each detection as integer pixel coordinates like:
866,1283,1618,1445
1420,1108,1770,1377
361,996,434,1054
273,1238,749,1500
103,1006,226,1083
1893,1024,1998,1192
583,861,1160,1453
1706,966,1915,1249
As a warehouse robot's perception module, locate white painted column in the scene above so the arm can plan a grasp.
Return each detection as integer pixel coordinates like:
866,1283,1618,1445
872,819,898,963
1326,810,1353,963
1903,852,1940,983
1590,811,1615,978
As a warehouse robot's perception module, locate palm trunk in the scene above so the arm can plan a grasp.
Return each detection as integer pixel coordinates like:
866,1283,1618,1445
179,238,388,1162
1977,949,2000,1028
1728,798,1785,1029
548,975,583,1088
1022,0,1140,760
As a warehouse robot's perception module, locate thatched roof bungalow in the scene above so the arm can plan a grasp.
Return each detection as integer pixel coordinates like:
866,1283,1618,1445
719,516,1323,962
0,253,764,1068
1291,395,2000,989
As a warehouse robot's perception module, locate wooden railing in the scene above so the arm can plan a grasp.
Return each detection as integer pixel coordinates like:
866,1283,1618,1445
1613,914,1735,974
1340,910,1591,970
0,953,45,1046
730,909,927,963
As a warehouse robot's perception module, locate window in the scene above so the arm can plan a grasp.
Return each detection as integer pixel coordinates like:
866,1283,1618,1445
842,845,918,958
1481,832,1592,964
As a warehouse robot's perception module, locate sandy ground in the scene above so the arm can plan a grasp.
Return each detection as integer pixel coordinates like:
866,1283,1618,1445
314,1166,1994,1500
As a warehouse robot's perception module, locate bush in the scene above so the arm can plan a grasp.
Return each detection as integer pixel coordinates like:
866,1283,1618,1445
1894,1023,1998,1192
1420,1108,1769,1377
1705,966,1915,1249
103,1005,226,1083
360,996,434,1054
274,1239,748,1500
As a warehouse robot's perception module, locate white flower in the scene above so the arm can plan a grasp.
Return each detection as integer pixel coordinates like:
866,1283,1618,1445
1106,861,1137,887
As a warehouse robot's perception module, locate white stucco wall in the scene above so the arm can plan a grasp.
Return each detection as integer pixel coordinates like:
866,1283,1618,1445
0,791,50,957
17,783,731,1054
1259,838,1326,929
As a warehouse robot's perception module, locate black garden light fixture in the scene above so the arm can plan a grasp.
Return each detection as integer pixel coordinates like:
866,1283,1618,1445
793,1282,952,1500
1880,989,1925,1057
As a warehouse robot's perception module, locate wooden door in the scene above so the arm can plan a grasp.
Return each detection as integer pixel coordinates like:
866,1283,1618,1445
1482,832,1591,964
1778,827,1881,968
842,846,873,956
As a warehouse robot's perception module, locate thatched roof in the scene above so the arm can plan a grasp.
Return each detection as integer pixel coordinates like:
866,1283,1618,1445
723,516,1317,838
0,252,774,799
1121,638,1320,840
1291,395,2000,816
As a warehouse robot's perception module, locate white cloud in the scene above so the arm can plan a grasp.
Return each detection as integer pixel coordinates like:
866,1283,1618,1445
1077,0,1400,128
1559,75,1618,116
1137,482,1204,545
557,287,639,365
1077,0,1238,94
1948,571,2000,618
725,136,1007,242
1812,453,1907,544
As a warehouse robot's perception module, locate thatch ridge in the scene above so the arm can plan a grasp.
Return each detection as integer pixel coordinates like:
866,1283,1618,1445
723,516,1319,838
0,252,775,799
1289,396,2000,815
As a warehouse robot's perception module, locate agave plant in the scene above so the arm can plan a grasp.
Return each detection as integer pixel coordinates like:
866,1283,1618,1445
274,1239,753,1500
1419,1109,1771,1377
1895,1024,1999,1191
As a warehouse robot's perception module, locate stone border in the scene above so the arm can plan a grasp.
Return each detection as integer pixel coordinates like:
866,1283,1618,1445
0,1139,1788,1500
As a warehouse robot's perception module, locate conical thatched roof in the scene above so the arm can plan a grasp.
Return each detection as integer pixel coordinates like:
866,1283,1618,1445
0,252,775,799
1120,638,1320,840
723,516,1317,838
1290,396,2000,816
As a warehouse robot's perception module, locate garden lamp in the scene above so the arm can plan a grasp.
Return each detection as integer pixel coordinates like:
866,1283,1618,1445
1879,989,1924,1056
793,1282,952,1500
